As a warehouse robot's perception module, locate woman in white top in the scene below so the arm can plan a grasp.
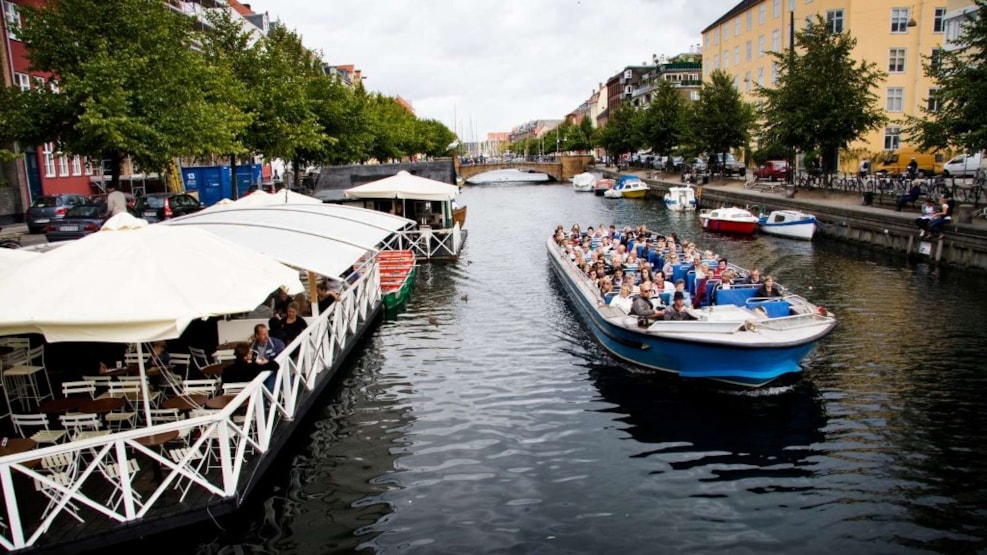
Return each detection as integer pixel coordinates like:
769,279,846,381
609,282,635,314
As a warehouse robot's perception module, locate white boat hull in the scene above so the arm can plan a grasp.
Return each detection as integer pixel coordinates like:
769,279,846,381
757,210,817,240
572,172,596,192
663,186,697,211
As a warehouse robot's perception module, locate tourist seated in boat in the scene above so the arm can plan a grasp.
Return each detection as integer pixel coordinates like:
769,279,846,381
662,252,679,279
895,182,923,212
636,266,654,286
720,269,738,289
630,281,666,322
653,270,675,294
223,342,279,386
611,267,626,289
569,224,581,240
598,276,614,299
624,251,641,273
742,267,763,286
713,258,729,279
609,282,635,314
755,276,783,298
664,291,698,321
673,279,692,306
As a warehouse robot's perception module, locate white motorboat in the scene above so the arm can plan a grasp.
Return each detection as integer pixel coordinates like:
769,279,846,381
603,176,648,198
757,209,817,240
663,186,697,211
571,172,596,192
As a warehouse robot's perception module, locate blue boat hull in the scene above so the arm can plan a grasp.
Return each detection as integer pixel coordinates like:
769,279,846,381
548,240,833,387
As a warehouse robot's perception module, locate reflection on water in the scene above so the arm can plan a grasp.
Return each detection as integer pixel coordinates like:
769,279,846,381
172,183,987,554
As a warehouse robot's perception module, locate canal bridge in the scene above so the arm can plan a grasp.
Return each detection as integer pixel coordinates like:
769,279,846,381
456,155,594,183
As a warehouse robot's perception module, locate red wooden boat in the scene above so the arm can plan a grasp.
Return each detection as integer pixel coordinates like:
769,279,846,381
699,207,759,235
594,179,614,196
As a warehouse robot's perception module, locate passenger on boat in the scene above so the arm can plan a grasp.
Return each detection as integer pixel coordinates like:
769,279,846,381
223,342,279,386
599,276,614,298
609,282,635,314
720,269,737,289
755,276,783,298
665,291,698,321
611,267,626,289
673,279,692,306
630,281,666,321
742,267,763,286
653,270,675,294
270,302,308,346
637,266,654,286
251,324,285,361
713,258,729,279
662,253,678,279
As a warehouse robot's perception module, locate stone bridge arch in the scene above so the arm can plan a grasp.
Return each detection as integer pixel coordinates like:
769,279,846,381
456,155,594,183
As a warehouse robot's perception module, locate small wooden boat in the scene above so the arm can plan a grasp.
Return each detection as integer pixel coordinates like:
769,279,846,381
571,172,595,192
604,176,648,199
699,207,759,235
377,250,417,309
594,179,614,196
663,186,697,211
757,210,816,240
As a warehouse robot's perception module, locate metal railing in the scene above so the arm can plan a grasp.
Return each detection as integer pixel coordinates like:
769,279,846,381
381,224,463,259
0,264,381,552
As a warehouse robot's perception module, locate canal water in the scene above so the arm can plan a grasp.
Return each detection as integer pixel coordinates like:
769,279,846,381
184,183,987,554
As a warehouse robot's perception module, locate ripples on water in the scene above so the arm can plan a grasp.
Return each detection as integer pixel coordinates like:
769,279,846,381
183,184,987,554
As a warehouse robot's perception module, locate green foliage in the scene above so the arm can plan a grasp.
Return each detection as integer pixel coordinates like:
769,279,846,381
904,1,987,152
593,104,642,161
751,143,790,165
640,80,687,156
757,16,886,173
686,70,754,159
415,118,457,158
13,0,245,183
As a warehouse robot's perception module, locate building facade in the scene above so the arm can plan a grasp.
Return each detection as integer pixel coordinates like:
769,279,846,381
701,0,975,165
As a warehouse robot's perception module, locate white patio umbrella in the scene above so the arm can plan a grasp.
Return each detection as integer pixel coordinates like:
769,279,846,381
0,247,39,272
0,213,303,424
234,189,321,206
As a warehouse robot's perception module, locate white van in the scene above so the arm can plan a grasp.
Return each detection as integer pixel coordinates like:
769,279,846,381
942,152,985,177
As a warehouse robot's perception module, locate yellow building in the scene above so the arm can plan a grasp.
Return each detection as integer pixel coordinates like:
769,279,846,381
701,0,976,170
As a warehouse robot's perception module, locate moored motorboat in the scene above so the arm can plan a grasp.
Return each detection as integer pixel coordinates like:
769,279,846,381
572,172,596,192
594,178,614,196
757,210,817,240
663,186,697,211
378,249,417,309
699,207,759,235
547,232,836,387
604,176,648,199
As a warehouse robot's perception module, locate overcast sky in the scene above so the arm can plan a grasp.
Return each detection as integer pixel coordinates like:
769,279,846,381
247,0,737,139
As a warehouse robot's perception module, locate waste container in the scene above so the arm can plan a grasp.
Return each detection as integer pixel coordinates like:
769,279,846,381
702,175,709,185
862,191,874,205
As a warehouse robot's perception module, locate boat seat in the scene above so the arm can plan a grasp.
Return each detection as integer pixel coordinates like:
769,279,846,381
745,298,791,318
716,287,760,307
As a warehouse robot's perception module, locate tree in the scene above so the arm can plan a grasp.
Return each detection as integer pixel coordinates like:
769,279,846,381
10,0,245,188
566,116,595,153
686,70,755,173
757,16,886,178
414,118,457,158
904,2,987,153
640,80,688,157
594,104,642,164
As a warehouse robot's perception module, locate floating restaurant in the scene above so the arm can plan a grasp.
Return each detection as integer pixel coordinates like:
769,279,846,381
0,199,416,553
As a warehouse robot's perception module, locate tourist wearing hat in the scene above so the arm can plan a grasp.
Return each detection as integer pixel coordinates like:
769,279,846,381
106,183,127,216
664,291,697,321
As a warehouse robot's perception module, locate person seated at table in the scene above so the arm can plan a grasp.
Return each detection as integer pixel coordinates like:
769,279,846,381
316,281,341,314
270,288,293,318
250,324,285,362
269,302,309,346
223,343,279,385
755,276,783,298
148,341,170,370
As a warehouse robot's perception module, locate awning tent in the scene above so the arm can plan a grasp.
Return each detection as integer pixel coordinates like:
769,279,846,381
232,190,323,206
165,203,414,279
343,170,459,202
0,247,39,272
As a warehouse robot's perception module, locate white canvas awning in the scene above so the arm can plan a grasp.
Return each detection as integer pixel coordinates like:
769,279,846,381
0,214,303,343
234,190,323,206
166,204,414,279
0,247,39,272
343,170,459,202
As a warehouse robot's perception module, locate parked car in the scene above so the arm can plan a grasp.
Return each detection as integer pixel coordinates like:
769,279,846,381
90,191,136,214
754,160,790,181
133,193,204,223
711,153,746,177
44,204,108,242
686,157,707,173
25,194,90,234
942,152,984,177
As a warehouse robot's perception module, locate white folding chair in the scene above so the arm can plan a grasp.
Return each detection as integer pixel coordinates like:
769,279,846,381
123,352,142,365
62,380,96,399
34,454,83,526
221,382,249,396
82,375,113,394
182,379,219,397
213,349,236,363
99,458,143,512
0,337,30,367
11,413,66,445
188,347,211,372
59,413,104,441
169,353,192,380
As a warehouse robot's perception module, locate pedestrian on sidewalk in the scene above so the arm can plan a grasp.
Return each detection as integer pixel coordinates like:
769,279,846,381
106,183,127,216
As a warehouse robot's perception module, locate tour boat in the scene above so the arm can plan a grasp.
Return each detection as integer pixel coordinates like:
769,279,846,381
604,176,648,199
571,172,596,192
699,207,759,235
594,178,614,196
547,233,836,387
663,185,697,211
757,210,817,240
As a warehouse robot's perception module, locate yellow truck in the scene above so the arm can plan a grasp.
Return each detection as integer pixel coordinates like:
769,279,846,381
877,148,947,177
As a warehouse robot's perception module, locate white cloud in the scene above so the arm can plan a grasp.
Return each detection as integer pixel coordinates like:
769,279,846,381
245,0,736,137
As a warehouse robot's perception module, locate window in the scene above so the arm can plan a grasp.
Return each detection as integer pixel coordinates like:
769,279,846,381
933,7,946,33
888,48,906,72
789,0,796,10
71,155,82,176
758,35,765,57
3,1,20,39
745,71,751,91
734,18,740,36
84,159,95,176
49,81,59,93
772,64,779,85
927,89,941,112
887,87,904,112
734,46,740,66
42,143,55,177
734,75,740,89
772,30,780,51
884,126,901,150
891,8,910,33
759,5,766,25
58,154,69,177
713,54,719,70
827,9,844,33
774,0,781,18
723,53,728,69
14,72,29,91
713,27,719,46
33,76,45,89
757,67,765,86
746,40,752,61
930,48,943,72
747,11,752,31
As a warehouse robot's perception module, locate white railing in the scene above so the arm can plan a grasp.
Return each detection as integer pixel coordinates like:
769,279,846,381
388,223,463,259
0,264,381,552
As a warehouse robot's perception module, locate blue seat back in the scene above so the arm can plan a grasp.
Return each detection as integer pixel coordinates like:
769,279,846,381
745,298,791,318
659,292,672,306
716,287,760,306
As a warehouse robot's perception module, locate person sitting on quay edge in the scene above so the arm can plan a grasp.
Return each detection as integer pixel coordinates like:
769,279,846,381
915,198,937,235
665,291,698,321
630,280,666,322
925,193,955,238
755,276,783,298
250,323,285,362
223,343,279,386
895,181,923,212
